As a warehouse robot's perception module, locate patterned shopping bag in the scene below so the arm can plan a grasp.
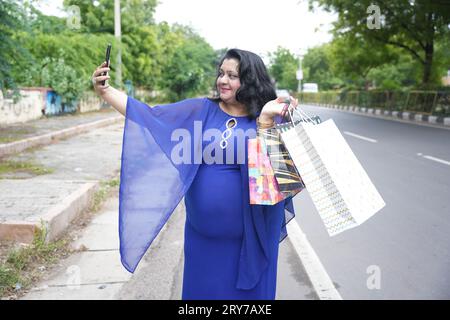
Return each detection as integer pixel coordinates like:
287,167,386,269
258,127,305,198
277,115,386,236
248,136,285,205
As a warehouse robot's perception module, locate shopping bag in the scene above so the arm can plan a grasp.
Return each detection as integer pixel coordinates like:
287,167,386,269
290,113,322,125
277,110,386,236
248,136,285,205
258,127,305,198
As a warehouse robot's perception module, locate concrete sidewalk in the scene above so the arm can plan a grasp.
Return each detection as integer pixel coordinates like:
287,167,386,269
21,193,318,300
0,108,118,145
0,108,124,244
0,109,123,158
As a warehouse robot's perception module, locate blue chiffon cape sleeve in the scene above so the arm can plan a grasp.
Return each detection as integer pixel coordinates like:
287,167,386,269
119,96,296,290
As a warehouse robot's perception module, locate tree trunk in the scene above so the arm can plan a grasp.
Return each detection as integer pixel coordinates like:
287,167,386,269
422,12,435,87
422,42,434,86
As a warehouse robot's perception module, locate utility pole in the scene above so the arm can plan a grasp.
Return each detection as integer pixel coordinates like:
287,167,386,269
296,54,304,94
114,0,122,88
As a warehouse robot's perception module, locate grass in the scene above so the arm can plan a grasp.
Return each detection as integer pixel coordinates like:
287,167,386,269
0,160,54,178
91,176,120,213
0,223,68,297
0,128,36,144
0,266,20,294
0,175,121,298
0,137,19,144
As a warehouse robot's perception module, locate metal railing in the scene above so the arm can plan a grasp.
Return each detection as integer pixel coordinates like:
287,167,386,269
299,90,450,116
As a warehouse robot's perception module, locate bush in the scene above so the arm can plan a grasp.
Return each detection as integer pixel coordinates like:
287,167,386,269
40,55,86,104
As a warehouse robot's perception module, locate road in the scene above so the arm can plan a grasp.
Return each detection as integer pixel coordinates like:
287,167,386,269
292,105,450,299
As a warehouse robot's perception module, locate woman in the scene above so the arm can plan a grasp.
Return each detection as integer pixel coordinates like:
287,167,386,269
91,48,298,300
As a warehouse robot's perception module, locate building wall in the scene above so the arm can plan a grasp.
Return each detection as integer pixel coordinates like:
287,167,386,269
0,88,107,126
79,91,104,113
0,88,46,126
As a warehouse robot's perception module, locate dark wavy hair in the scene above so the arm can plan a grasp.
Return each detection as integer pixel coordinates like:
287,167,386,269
210,49,276,120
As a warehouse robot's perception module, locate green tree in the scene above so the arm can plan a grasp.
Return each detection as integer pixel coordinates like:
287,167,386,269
433,35,450,87
40,55,85,105
367,56,421,90
121,25,162,90
5,0,219,102
268,47,298,91
29,9,67,34
62,0,158,34
13,30,117,90
310,0,450,87
302,44,344,90
0,0,30,92
327,34,398,89
158,25,216,101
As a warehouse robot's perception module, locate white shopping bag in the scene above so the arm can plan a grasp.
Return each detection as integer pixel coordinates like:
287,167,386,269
277,109,386,236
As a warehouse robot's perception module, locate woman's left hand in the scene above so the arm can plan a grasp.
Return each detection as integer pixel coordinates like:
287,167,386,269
259,95,299,124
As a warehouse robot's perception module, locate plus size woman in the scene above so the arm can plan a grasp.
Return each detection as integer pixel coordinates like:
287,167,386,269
92,48,298,300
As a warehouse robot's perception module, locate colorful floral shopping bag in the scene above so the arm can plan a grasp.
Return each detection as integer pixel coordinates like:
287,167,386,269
248,136,285,205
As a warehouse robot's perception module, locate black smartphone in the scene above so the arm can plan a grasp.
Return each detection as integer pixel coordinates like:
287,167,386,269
101,43,112,85
281,97,291,121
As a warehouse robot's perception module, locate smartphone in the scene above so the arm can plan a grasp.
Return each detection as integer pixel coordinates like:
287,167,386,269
101,43,112,85
280,97,291,121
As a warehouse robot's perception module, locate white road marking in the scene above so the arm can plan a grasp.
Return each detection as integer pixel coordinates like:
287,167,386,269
417,153,450,166
287,219,343,300
343,131,378,143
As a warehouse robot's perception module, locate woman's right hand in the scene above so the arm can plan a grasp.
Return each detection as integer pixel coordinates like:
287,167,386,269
91,61,111,97
260,95,299,123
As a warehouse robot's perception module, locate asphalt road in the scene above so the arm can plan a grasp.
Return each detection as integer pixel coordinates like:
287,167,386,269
292,105,450,299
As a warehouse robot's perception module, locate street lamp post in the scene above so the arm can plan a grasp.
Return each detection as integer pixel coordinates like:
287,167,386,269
296,54,304,94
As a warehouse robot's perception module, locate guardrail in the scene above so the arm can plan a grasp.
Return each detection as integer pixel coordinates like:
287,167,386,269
299,90,450,116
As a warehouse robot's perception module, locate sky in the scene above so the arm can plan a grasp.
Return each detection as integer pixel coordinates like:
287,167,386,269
35,0,336,60
153,0,336,58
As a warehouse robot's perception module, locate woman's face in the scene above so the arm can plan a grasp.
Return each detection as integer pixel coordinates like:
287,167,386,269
216,58,241,104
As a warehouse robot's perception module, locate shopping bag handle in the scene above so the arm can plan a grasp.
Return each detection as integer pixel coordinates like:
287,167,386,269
296,107,317,124
288,104,317,126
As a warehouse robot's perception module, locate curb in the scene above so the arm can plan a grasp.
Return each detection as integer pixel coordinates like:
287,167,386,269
309,103,450,129
43,181,99,242
286,220,342,300
0,116,123,158
0,181,99,244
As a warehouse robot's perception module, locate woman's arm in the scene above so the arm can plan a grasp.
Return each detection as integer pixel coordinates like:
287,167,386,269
100,86,127,116
92,62,127,116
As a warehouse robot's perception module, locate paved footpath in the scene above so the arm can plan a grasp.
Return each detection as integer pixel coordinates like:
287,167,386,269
0,108,318,300
0,109,124,244
21,193,318,300
0,108,118,144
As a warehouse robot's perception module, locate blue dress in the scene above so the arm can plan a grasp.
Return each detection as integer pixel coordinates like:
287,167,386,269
119,96,295,300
